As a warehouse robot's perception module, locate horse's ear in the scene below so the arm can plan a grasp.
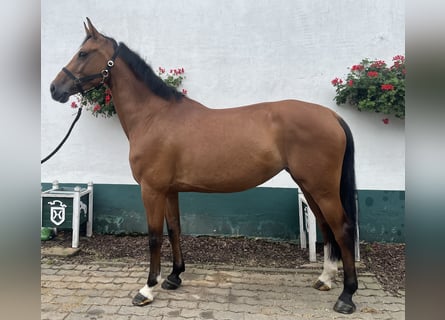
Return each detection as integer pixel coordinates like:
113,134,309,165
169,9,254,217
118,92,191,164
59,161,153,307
86,17,100,39
83,21,90,36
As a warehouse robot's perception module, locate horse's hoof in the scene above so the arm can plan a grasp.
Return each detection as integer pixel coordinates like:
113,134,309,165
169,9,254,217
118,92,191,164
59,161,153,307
333,299,356,314
132,292,153,306
162,277,181,290
313,280,331,291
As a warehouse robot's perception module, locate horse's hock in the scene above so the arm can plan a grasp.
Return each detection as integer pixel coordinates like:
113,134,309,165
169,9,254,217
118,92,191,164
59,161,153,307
41,180,94,248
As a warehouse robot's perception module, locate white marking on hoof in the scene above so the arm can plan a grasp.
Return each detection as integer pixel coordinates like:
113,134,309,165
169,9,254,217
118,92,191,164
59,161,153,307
139,284,154,302
317,244,338,289
138,274,163,301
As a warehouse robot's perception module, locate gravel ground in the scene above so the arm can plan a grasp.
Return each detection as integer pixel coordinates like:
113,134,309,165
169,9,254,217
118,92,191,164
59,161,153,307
41,231,405,296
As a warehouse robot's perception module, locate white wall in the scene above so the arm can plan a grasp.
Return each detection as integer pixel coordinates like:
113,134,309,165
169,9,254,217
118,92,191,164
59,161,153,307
41,0,405,190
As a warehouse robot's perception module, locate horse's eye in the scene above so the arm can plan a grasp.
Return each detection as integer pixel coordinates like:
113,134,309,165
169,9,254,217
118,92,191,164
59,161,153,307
78,51,88,58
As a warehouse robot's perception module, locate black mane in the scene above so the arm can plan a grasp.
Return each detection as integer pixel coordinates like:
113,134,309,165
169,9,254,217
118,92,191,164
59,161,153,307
117,42,183,101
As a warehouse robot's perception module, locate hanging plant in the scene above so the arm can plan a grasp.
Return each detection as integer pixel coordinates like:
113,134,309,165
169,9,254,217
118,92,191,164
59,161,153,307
331,55,405,119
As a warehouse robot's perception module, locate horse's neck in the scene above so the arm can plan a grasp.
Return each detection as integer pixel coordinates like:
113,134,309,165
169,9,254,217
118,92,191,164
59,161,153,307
108,59,167,139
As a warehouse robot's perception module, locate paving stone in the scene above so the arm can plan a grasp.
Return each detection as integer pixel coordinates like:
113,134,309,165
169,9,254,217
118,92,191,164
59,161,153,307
87,305,121,314
41,267,59,275
198,301,230,311
41,274,64,282
40,311,69,320
49,288,77,296
118,305,151,316
168,299,199,309
81,296,111,305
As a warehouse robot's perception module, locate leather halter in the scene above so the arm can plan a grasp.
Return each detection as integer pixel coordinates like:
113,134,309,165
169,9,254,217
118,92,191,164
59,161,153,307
62,44,120,95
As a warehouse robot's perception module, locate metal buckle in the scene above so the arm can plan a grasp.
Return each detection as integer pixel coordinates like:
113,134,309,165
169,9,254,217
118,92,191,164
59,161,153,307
107,60,114,68
101,69,109,78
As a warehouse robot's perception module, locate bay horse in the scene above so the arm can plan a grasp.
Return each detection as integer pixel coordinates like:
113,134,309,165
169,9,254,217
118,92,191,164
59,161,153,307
50,18,358,314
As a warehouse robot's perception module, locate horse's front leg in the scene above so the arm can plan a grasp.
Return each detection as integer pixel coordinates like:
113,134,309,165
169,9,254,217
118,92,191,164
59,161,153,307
162,192,185,290
132,187,166,306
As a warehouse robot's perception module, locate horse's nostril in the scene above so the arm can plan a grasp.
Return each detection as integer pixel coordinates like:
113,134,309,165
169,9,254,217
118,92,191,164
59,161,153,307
50,83,56,94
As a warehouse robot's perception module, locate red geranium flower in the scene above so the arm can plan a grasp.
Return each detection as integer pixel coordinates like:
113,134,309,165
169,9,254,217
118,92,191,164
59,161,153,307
392,55,405,62
105,94,111,104
93,104,101,112
71,101,78,108
348,80,354,87
382,118,389,124
351,64,364,71
371,60,386,68
367,71,379,77
381,84,394,91
331,77,343,86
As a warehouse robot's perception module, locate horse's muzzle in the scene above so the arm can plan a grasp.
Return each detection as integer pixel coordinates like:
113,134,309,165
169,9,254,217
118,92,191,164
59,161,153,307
50,83,70,103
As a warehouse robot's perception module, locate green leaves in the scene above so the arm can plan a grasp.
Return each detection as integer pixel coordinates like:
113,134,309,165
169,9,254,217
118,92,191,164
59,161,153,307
80,85,115,118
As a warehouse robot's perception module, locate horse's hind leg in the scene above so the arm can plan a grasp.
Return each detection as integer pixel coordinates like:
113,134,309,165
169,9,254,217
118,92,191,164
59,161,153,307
299,187,339,291
162,192,185,290
314,194,358,314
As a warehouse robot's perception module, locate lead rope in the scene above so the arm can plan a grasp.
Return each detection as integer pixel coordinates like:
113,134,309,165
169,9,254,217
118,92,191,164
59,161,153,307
41,107,83,164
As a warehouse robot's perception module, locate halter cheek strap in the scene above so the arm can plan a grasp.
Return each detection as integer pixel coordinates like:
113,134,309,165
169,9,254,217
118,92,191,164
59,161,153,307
62,44,120,95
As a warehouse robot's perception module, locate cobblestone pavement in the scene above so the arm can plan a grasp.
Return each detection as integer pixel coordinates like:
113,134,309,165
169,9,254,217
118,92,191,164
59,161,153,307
41,262,405,320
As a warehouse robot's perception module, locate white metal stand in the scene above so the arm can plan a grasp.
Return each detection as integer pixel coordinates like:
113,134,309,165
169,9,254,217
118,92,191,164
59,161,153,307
41,180,94,248
298,191,317,262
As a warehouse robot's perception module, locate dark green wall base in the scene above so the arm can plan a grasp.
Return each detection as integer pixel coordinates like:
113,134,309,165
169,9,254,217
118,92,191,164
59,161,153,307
179,189,298,239
358,190,405,243
41,183,404,242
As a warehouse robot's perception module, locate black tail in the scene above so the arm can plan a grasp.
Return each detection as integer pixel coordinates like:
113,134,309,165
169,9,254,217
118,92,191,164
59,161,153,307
337,117,358,244
322,117,358,262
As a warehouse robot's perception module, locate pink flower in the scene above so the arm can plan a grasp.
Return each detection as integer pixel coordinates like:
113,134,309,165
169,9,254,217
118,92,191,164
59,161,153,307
182,88,188,95
71,101,78,109
331,77,343,86
371,60,386,68
367,71,379,78
382,118,389,125
351,64,364,71
347,80,354,87
392,55,405,62
93,104,101,112
381,84,394,91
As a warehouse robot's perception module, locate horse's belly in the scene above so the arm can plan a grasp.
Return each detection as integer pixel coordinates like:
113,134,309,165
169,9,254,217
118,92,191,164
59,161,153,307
174,147,284,192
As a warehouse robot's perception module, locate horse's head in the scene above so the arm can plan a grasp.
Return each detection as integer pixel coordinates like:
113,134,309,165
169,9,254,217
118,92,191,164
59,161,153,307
50,18,118,103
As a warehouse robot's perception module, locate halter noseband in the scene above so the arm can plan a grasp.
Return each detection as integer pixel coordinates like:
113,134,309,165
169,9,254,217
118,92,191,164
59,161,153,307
62,44,120,95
